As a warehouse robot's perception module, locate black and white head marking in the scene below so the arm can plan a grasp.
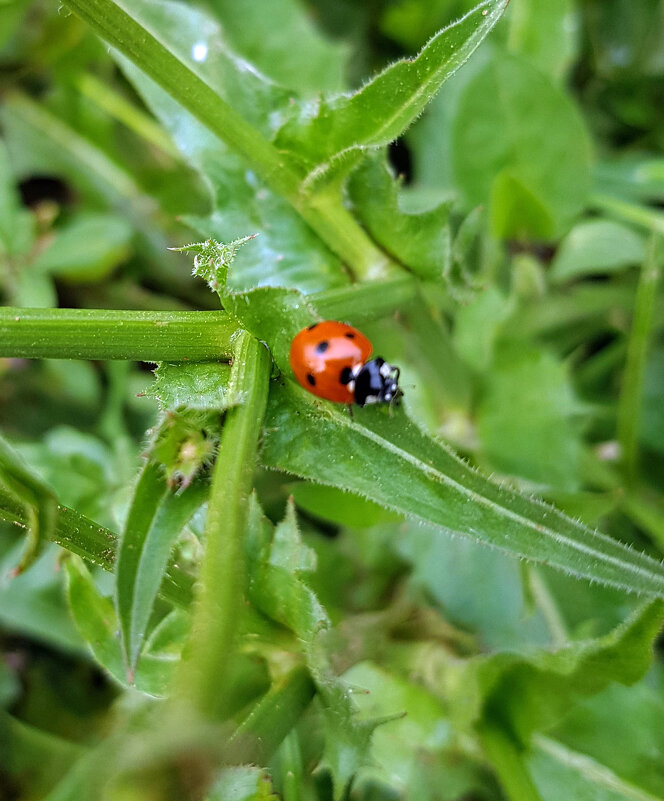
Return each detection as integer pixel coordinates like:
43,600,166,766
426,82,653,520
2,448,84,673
353,358,401,407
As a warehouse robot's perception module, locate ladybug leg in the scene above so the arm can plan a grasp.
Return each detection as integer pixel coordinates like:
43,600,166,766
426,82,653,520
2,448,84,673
346,403,354,421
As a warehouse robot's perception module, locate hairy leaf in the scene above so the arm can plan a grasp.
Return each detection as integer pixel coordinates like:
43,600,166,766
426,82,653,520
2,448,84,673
275,0,510,185
117,477,207,675
146,362,234,412
261,381,664,597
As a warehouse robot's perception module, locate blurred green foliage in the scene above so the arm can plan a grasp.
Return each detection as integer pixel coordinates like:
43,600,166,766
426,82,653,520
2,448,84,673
1,0,664,799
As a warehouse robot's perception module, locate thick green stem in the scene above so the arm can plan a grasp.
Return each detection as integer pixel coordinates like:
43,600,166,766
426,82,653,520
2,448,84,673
177,331,271,719
63,0,391,279
617,235,662,485
0,308,235,361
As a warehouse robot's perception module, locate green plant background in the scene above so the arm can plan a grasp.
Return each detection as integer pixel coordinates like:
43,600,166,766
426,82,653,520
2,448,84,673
1,1,663,799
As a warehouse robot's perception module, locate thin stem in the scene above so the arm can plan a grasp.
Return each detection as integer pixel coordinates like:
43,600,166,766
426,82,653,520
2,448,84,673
177,331,271,720
478,720,543,801
226,666,315,767
617,235,662,485
0,486,194,607
0,308,236,361
592,194,664,236
312,274,417,322
75,73,181,159
63,0,392,279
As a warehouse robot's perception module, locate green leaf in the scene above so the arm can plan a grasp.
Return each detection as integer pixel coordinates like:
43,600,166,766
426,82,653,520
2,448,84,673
260,381,664,597
65,0,388,277
396,522,552,649
343,661,488,801
122,60,348,292
490,168,555,240
245,496,383,795
269,498,317,573
0,0,32,50
116,475,207,676
528,736,663,801
0,711,84,800
0,537,83,653
0,483,195,610
450,48,592,237
1,93,156,235
477,344,583,491
115,460,168,676
64,555,178,696
145,362,233,412
547,667,664,799
348,156,451,280
32,214,133,282
275,0,509,185
550,220,647,283
207,0,348,95
471,600,664,741
453,286,514,371
62,556,126,680
506,0,579,82
12,270,57,308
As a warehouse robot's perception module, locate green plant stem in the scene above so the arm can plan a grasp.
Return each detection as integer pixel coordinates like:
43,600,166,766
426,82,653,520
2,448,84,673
63,0,392,280
592,193,664,236
176,331,271,720
312,274,417,322
478,720,543,801
226,666,315,767
278,731,304,801
616,235,662,485
0,308,236,361
0,486,194,607
75,73,180,159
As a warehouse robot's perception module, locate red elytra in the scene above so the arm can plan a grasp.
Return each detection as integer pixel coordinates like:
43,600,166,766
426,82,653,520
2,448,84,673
289,321,372,404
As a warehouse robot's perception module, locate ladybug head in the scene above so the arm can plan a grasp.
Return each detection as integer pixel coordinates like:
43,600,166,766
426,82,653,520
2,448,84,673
352,358,401,407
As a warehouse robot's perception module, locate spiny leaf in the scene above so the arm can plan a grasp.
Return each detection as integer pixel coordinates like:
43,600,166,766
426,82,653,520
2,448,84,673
170,235,257,294
246,496,385,795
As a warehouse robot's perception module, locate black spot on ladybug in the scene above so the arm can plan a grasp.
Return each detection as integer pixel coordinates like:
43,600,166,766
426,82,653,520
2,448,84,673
307,323,318,331
306,373,316,386
344,332,355,339
340,367,352,385
315,340,329,354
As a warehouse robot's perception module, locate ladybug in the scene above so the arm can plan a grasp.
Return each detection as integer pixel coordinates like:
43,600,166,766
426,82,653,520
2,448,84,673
289,321,401,407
